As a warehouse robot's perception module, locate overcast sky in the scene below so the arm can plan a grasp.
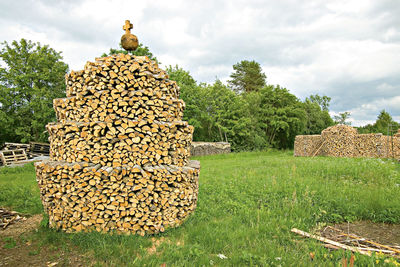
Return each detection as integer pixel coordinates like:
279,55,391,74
1,0,399,126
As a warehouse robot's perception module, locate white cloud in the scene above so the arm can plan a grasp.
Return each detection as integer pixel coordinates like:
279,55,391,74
0,0,399,126
345,96,400,126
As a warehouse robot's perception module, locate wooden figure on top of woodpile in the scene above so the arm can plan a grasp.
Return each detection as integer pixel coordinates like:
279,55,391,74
121,20,138,51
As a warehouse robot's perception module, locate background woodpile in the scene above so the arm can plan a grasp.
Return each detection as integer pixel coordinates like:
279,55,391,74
321,125,358,157
293,135,322,157
35,54,200,235
294,125,400,160
190,142,231,157
353,134,383,158
395,130,400,159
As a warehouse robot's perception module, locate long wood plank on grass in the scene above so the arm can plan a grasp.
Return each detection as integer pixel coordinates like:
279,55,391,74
291,228,371,256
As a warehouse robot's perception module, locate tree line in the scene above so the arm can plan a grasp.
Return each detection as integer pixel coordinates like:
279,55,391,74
167,64,333,150
0,39,398,150
357,110,399,136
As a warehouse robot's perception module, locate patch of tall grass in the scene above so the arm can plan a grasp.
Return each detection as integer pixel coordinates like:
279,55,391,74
0,163,42,214
2,152,400,265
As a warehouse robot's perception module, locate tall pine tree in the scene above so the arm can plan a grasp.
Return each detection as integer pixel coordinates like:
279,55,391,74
228,60,266,94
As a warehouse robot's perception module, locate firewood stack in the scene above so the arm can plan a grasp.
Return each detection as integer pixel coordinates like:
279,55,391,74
320,125,358,157
295,126,400,160
395,130,400,160
293,135,322,157
35,53,200,235
394,135,400,159
353,134,383,158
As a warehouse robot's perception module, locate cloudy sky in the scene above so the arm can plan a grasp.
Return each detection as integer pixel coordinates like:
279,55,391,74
1,0,399,126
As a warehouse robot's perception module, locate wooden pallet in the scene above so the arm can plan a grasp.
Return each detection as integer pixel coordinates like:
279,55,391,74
29,142,50,156
2,142,30,151
0,149,29,165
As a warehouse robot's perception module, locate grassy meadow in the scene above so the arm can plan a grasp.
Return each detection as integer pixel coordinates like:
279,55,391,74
1,151,400,266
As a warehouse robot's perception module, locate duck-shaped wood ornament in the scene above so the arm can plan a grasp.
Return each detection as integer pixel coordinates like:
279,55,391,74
121,20,138,51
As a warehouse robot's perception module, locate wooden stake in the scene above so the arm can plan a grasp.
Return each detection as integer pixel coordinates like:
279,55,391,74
312,140,326,157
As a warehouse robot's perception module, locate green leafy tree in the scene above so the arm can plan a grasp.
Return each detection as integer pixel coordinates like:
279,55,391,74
239,91,269,150
357,123,374,134
359,110,400,135
102,43,159,63
257,85,306,148
167,65,251,151
166,65,206,140
168,64,314,150
0,39,68,144
302,98,334,134
334,112,351,125
306,94,331,111
228,60,266,94
168,63,324,150
201,80,244,143
374,110,399,134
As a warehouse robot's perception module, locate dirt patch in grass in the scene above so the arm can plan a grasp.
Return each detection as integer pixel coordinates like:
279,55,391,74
0,213,88,266
0,240,86,267
147,236,185,255
147,237,165,255
1,214,42,237
320,221,400,246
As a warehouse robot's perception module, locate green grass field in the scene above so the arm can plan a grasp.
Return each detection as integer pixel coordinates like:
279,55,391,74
1,151,400,266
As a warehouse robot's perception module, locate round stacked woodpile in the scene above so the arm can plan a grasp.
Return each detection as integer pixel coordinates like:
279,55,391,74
321,125,357,157
35,54,200,235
